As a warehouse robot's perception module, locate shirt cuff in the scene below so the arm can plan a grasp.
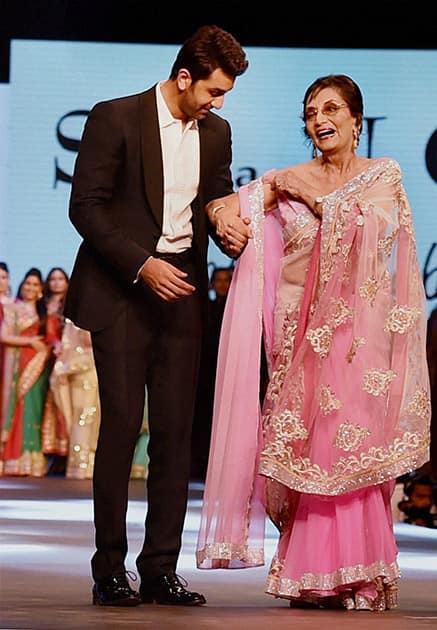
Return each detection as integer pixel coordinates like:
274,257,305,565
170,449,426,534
134,256,152,284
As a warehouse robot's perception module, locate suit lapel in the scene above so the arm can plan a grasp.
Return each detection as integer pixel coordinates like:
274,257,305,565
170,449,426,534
139,88,164,227
195,121,213,228
198,123,207,207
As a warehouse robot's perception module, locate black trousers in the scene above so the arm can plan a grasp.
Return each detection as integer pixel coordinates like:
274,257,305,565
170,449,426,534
90,256,202,581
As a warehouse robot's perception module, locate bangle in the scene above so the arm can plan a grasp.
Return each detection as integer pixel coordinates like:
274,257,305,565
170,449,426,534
211,203,226,218
314,195,324,218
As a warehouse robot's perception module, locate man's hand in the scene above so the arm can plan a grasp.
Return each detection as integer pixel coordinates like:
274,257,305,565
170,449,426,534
213,206,252,258
139,257,196,302
206,193,252,258
219,215,252,258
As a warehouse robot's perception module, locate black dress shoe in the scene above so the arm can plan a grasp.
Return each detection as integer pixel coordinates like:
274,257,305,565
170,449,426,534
92,574,142,606
140,572,206,606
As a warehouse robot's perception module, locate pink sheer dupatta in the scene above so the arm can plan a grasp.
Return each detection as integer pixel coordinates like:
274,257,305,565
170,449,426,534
196,178,282,569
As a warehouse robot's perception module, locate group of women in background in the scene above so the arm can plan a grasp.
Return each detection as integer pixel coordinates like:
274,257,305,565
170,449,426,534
0,262,149,479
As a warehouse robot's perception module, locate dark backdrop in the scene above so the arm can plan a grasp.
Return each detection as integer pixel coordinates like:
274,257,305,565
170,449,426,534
1,0,436,83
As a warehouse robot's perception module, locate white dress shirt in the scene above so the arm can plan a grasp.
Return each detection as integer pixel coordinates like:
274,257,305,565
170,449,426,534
155,81,200,254
135,83,200,281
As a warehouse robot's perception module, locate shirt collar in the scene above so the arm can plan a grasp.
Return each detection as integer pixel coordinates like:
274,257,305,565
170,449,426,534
156,82,198,130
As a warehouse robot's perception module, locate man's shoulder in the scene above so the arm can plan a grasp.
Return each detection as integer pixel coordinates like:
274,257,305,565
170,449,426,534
202,110,230,131
92,86,156,112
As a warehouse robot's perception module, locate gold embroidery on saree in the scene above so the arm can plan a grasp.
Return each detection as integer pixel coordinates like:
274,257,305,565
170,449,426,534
384,305,421,334
378,229,398,257
334,421,371,452
319,385,342,414
268,409,308,442
306,325,332,358
17,349,51,400
260,430,428,495
266,556,400,600
362,369,397,396
359,276,379,306
327,297,353,327
346,337,366,363
405,389,432,420
196,543,264,567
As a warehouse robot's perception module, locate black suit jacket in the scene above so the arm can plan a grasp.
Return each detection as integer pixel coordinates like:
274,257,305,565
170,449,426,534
64,86,235,331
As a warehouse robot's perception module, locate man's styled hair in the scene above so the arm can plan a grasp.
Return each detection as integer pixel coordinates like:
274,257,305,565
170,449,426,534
170,25,248,82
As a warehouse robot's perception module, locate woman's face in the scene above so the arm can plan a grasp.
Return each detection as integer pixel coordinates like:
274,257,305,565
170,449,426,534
20,275,42,302
0,268,9,296
48,270,68,296
304,87,358,156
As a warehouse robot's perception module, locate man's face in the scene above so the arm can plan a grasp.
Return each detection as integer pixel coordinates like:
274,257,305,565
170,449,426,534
179,68,235,120
211,269,233,299
411,484,433,509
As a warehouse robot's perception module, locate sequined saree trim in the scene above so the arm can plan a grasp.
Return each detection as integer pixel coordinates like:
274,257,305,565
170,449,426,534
265,557,400,599
260,432,428,495
17,348,51,400
247,177,266,318
196,542,265,567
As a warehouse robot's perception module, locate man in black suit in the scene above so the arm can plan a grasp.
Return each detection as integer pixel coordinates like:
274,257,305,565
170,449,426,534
64,25,250,607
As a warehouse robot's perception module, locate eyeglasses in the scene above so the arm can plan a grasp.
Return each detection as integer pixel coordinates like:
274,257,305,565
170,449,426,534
303,102,349,122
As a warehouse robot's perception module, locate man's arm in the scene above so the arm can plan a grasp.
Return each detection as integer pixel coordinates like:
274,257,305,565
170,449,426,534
69,101,150,284
205,181,277,257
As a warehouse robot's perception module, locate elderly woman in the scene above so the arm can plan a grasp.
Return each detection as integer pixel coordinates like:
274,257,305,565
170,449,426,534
196,75,431,611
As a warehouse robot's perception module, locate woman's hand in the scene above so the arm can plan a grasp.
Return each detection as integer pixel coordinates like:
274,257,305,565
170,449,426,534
29,336,47,352
272,168,310,203
52,340,63,357
271,168,323,218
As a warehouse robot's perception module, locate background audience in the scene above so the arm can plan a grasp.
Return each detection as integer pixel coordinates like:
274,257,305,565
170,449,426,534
0,262,13,432
0,267,61,476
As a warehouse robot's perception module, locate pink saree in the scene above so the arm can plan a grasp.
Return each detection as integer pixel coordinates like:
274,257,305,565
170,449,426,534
196,159,431,609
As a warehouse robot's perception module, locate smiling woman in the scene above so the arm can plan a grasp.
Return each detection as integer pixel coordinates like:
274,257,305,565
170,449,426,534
197,74,431,612
302,74,364,163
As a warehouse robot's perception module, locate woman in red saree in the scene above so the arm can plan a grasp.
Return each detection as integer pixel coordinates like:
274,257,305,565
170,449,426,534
196,75,431,611
1,268,61,476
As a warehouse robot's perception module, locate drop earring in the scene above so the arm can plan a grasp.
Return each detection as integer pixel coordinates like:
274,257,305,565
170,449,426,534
352,129,359,150
312,143,318,159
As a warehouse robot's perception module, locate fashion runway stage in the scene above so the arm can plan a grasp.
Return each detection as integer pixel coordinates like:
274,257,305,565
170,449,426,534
1,477,436,630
